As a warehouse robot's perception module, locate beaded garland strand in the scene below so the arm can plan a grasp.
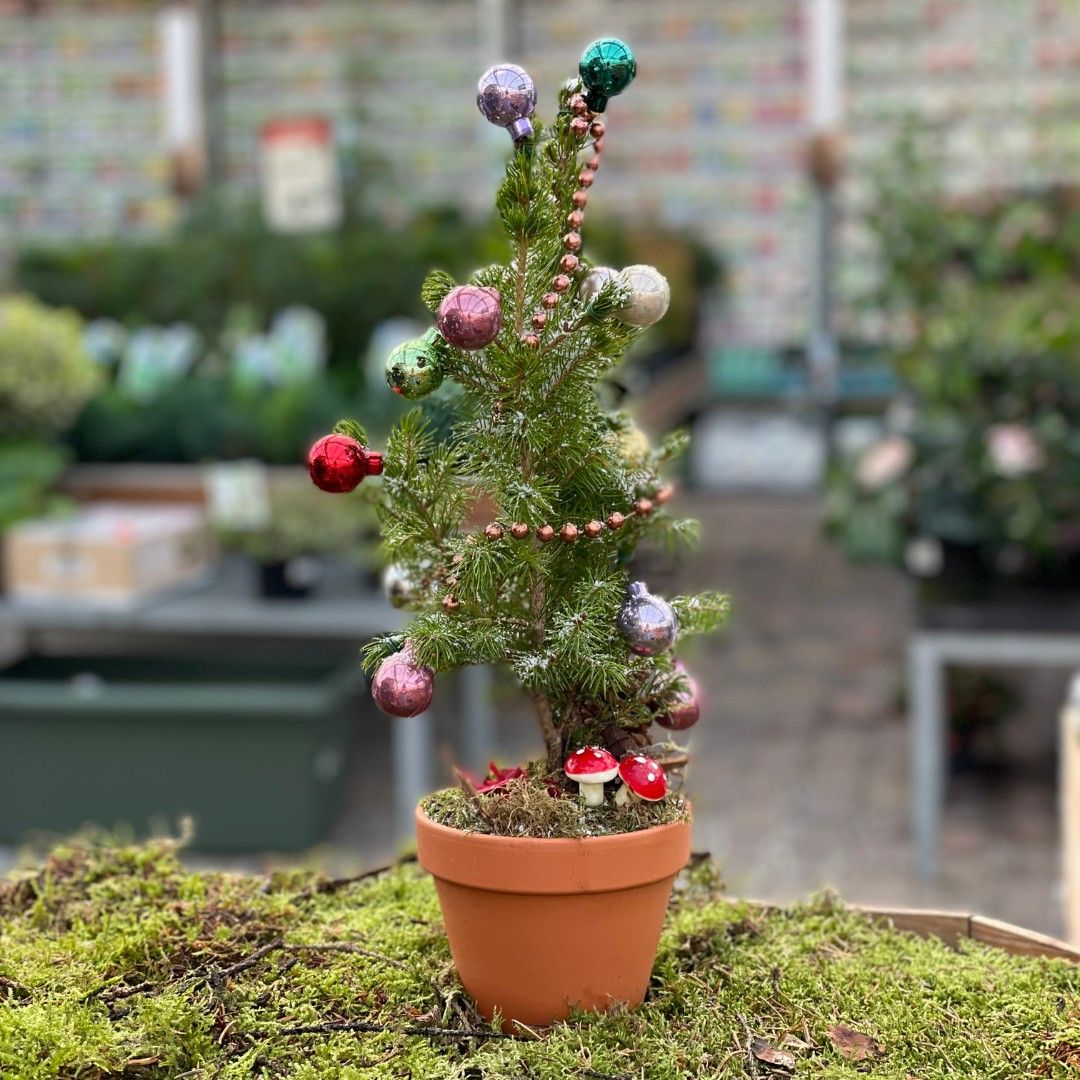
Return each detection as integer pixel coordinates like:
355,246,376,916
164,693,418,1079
521,97,606,349
438,486,674,611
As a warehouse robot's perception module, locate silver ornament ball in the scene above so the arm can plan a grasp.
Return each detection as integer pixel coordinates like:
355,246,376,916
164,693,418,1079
616,264,670,328
617,581,678,656
578,266,618,305
381,563,417,609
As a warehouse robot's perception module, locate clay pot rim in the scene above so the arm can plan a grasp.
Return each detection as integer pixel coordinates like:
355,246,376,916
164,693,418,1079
415,804,692,894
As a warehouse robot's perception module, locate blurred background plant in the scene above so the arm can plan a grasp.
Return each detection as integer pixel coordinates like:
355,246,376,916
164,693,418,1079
214,478,375,568
0,295,100,532
826,130,1080,587
0,294,101,442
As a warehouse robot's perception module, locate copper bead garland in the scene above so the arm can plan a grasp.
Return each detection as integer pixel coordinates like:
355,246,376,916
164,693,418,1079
510,522,530,540
606,511,625,530
560,523,580,543
584,519,603,539
484,523,504,541
537,525,556,543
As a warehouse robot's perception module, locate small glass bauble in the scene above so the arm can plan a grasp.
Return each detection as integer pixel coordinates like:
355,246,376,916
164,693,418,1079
385,328,446,399
579,38,637,113
477,63,537,142
617,581,678,656
578,266,618,305
436,286,503,350
382,563,418,609
616,265,670,328
371,643,434,718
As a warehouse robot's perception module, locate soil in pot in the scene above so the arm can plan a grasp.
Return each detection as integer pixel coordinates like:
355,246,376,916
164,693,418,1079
415,805,692,1029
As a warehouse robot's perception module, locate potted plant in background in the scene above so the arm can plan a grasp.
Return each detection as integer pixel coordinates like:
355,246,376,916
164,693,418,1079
0,295,100,584
826,131,1080,603
308,40,728,1027
216,478,376,599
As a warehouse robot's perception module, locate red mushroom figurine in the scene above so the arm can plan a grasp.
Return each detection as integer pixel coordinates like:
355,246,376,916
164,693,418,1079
614,753,667,806
563,746,619,807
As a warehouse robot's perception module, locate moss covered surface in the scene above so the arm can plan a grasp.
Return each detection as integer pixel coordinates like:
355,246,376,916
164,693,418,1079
421,778,691,838
1,837,1079,1079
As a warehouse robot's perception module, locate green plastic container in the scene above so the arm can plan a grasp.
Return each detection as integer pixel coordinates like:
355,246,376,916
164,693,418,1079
0,653,362,852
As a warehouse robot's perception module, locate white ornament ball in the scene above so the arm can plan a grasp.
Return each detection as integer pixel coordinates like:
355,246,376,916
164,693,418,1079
578,266,619,305
616,264,670,328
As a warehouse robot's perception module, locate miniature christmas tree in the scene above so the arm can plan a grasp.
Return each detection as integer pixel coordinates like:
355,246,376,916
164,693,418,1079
309,39,729,817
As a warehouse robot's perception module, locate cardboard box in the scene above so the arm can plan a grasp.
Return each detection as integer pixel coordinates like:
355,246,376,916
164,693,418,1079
3,503,211,605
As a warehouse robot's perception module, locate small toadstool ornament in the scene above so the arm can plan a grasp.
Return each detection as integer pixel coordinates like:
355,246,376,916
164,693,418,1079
615,264,670,328
614,753,667,806
371,642,434,718
476,63,537,143
436,285,503,350
617,581,678,656
385,328,446,399
307,434,384,493
655,660,701,731
564,746,619,807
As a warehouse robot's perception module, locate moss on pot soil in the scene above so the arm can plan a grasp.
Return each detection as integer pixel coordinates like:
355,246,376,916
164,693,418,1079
1,837,1078,1079
421,777,691,838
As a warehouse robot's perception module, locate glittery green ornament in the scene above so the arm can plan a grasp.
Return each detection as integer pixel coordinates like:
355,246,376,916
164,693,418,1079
386,328,446,399
578,38,636,113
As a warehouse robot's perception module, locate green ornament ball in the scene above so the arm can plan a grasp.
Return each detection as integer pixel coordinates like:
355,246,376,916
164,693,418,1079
579,38,636,113
386,328,446,399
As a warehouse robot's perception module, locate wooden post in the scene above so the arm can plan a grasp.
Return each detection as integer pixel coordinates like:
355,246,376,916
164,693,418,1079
1062,674,1080,943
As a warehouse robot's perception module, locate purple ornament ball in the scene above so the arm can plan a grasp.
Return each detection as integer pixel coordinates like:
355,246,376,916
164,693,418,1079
436,285,503,350
372,643,434,718
477,63,536,142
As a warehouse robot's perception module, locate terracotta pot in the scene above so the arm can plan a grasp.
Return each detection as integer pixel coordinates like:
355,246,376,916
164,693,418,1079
415,806,691,1029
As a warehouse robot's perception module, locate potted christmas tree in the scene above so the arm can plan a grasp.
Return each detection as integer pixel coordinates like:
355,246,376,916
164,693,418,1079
307,39,729,1028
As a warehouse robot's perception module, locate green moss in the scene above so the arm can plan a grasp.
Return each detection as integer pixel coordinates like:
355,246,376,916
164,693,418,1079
1,836,1078,1078
421,776,691,838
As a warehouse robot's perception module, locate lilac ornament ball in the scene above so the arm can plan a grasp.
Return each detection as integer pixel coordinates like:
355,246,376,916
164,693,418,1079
477,63,537,142
372,643,434,718
436,285,503,350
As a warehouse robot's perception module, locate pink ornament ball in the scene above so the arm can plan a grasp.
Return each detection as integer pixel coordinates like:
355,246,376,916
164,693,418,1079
436,286,503,350
655,661,701,731
372,643,434,718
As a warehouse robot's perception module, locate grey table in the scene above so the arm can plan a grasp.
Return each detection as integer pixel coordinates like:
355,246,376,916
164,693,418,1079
910,628,1080,881
0,558,494,840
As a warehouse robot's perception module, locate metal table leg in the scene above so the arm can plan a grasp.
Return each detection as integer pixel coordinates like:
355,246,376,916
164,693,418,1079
392,710,433,842
910,634,946,881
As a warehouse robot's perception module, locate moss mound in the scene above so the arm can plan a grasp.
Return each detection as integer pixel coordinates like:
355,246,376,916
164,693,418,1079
1,837,1078,1079
422,777,691,838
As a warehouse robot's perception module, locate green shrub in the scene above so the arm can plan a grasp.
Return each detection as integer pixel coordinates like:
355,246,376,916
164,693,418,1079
0,295,101,441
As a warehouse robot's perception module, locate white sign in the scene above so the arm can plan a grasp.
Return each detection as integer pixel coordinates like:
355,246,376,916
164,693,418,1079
259,117,343,233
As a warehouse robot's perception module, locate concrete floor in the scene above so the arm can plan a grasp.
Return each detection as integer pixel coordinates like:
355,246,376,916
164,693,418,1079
330,494,1068,937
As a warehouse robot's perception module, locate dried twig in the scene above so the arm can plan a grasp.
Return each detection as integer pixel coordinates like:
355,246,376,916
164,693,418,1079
290,854,417,901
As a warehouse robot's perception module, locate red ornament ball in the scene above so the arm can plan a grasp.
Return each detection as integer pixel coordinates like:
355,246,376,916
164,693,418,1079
436,285,503,350
307,434,379,493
